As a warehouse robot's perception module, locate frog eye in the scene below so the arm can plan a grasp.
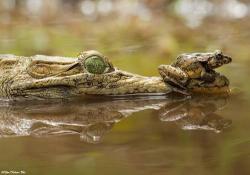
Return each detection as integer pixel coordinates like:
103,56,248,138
215,50,223,59
215,54,223,61
84,55,112,74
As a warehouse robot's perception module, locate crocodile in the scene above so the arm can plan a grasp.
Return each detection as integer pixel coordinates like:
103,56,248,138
0,50,232,99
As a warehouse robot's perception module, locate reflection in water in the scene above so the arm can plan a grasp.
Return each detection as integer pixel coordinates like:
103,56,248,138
159,97,232,133
0,96,232,144
0,97,166,144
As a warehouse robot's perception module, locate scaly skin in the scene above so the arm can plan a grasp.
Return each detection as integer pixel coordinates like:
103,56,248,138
0,50,231,99
0,51,168,99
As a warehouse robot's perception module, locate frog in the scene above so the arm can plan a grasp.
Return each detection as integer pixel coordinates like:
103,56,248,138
158,50,232,95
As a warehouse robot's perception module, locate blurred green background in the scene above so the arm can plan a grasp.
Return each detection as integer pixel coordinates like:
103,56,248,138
1,0,250,74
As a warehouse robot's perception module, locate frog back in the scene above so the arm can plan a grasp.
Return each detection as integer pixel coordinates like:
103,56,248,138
173,56,204,78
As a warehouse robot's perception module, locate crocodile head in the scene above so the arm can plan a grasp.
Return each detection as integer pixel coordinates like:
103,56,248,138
0,51,168,99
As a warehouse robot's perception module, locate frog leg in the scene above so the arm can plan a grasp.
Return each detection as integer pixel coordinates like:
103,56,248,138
190,73,229,89
200,68,217,82
158,65,190,95
205,74,229,87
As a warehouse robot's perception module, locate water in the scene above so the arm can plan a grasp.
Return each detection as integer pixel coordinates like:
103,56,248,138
0,88,249,175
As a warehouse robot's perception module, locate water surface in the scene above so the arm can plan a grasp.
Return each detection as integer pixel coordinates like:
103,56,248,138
0,84,249,175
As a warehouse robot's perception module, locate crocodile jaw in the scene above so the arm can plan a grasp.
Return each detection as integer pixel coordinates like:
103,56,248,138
10,70,169,99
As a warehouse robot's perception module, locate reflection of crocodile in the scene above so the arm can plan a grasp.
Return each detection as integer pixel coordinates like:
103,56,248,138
0,50,231,99
0,96,231,143
0,97,167,143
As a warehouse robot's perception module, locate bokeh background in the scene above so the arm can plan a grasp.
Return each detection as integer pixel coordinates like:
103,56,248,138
1,0,250,55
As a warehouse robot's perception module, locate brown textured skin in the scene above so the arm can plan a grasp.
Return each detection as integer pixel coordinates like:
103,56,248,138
0,51,168,99
158,50,232,95
0,50,231,99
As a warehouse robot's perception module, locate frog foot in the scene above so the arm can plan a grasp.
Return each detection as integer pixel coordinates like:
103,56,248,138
188,74,230,94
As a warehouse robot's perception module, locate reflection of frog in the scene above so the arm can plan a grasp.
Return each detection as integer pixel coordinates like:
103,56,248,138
159,50,232,95
159,96,232,133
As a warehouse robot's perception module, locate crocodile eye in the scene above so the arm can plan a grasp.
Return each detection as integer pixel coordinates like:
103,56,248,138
84,55,111,74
